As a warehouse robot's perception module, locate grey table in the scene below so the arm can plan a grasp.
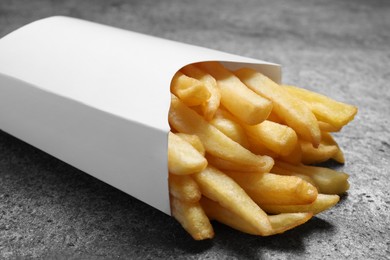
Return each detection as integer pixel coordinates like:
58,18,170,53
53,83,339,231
0,0,389,259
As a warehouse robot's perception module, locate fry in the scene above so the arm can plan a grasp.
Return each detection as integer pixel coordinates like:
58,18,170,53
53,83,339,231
201,197,312,235
206,153,274,173
168,132,207,175
200,196,258,235
212,109,278,157
225,171,318,205
169,95,273,167
194,166,273,236
268,212,313,234
321,132,345,163
175,133,205,156
169,174,201,203
235,68,321,147
318,121,342,132
267,111,284,124
197,62,272,125
272,161,350,195
170,71,210,106
299,139,338,164
247,135,280,158
260,194,340,215
170,195,214,240
244,120,298,156
278,141,302,165
180,64,221,120
210,110,250,148
283,84,358,129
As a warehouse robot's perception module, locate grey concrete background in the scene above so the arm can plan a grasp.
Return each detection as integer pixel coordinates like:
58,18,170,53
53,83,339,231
0,0,389,259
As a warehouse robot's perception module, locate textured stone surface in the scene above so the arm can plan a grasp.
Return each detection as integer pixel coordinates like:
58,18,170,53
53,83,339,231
0,0,389,259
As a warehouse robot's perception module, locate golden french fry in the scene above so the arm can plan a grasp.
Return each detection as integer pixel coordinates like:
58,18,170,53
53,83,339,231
268,212,313,234
299,139,338,164
200,196,258,235
210,109,298,162
194,166,273,236
169,95,273,167
278,141,302,165
175,133,206,156
169,174,201,203
168,132,207,175
211,110,250,149
197,62,272,125
260,194,340,215
225,171,318,205
318,121,342,132
244,120,298,156
170,71,210,106
332,148,345,164
283,84,358,129
272,161,350,195
213,108,282,154
206,153,274,173
201,197,313,235
267,111,284,124
180,64,221,120
247,135,280,158
235,68,321,147
284,173,318,189
321,132,345,163
170,195,214,240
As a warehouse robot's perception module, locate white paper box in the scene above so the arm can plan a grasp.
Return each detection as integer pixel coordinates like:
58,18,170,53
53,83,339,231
0,16,281,215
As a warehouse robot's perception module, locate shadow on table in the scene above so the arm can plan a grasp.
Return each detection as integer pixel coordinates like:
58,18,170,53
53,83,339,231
139,215,336,259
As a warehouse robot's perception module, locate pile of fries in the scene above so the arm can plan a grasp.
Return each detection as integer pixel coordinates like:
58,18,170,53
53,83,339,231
168,61,357,240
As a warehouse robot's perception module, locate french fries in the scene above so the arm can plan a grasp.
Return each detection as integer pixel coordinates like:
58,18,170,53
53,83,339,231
205,153,274,173
322,131,345,163
168,174,201,203
244,120,298,156
283,84,358,129
210,109,250,149
169,94,273,168
272,160,350,195
260,194,340,215
268,212,313,234
299,138,339,165
168,132,207,175
170,195,214,240
200,196,312,235
235,68,321,147
197,61,273,125
224,171,318,205
167,61,357,239
180,64,221,120
194,166,273,236
175,133,206,156
170,71,210,106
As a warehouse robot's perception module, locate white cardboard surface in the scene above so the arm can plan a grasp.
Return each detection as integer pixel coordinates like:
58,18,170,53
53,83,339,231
0,16,281,215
